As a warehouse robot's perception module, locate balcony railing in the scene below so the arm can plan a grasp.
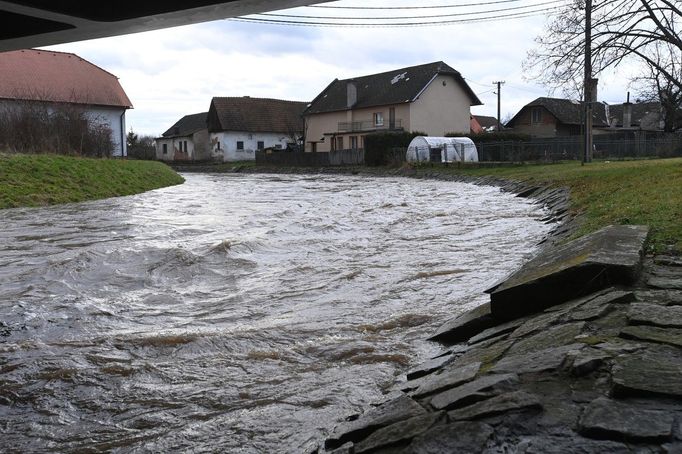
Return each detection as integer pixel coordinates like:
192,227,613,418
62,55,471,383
337,119,403,133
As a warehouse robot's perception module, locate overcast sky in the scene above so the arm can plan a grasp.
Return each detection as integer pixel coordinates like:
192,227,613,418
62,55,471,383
45,0,638,136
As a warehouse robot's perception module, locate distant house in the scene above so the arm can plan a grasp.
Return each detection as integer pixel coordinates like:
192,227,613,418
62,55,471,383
0,48,132,156
506,97,609,138
606,101,666,131
303,61,482,153
207,96,307,162
473,115,501,132
156,112,213,162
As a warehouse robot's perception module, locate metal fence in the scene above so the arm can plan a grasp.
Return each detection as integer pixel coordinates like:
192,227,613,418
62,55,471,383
255,149,365,166
476,133,682,162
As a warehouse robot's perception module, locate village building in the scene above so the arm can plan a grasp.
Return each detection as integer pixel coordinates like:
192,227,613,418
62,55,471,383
207,96,307,162
505,97,609,138
302,61,482,153
155,112,214,162
0,49,132,156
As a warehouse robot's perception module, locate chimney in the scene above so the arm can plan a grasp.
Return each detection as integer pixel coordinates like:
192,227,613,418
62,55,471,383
346,81,357,108
623,92,632,129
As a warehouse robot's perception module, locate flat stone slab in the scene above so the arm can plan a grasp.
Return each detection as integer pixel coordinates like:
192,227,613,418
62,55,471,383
324,395,426,450
611,353,682,398
411,361,481,398
619,324,682,348
508,322,586,356
448,390,542,421
627,303,682,328
405,352,455,381
430,373,518,411
406,421,493,453
354,412,444,453
579,397,674,441
468,317,525,345
487,225,649,320
517,435,632,453
647,276,682,290
492,343,584,374
428,302,496,344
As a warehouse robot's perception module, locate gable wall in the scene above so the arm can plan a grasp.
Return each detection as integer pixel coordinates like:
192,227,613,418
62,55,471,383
510,106,560,138
409,75,471,136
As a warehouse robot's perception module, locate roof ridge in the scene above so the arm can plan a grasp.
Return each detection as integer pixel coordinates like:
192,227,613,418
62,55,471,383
337,60,446,82
212,96,307,104
30,48,122,80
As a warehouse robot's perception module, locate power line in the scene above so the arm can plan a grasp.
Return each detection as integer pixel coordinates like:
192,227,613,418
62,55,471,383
233,6,563,27
308,0,528,9
257,0,565,20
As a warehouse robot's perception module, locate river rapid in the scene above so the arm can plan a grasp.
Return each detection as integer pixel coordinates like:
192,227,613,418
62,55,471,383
0,173,552,452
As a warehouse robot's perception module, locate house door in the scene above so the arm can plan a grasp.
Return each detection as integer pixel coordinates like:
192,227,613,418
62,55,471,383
389,107,395,130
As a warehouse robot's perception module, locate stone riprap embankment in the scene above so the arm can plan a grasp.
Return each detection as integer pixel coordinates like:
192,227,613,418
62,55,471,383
318,225,682,453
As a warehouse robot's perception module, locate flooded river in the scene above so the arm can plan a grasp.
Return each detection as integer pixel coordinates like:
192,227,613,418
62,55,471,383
0,173,552,452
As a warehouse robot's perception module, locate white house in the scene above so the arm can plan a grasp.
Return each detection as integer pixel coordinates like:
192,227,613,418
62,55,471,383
0,49,132,156
156,112,215,162
207,96,307,162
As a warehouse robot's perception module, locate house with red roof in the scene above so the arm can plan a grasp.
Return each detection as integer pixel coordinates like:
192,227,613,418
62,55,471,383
207,96,307,162
0,49,132,156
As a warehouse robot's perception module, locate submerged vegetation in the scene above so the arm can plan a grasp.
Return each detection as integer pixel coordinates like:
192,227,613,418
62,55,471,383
0,154,184,209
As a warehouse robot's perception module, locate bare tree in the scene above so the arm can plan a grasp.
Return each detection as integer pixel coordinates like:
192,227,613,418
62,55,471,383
525,0,682,98
631,41,682,131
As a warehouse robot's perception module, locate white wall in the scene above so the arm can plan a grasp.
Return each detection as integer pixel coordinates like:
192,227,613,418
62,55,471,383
211,131,295,162
85,107,128,157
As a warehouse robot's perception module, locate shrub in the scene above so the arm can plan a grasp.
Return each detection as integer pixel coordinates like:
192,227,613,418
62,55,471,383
364,131,426,166
445,131,532,143
0,102,113,157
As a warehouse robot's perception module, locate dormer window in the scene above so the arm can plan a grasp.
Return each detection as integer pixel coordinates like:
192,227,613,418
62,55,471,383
374,112,384,127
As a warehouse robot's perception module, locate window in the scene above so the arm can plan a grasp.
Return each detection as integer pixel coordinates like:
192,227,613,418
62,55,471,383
350,136,358,150
237,141,244,150
531,107,542,123
336,136,344,150
183,141,188,153
374,112,384,127
257,141,265,150
162,143,167,154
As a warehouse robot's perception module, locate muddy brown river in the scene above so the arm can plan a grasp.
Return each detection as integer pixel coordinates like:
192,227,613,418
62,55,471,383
0,173,552,452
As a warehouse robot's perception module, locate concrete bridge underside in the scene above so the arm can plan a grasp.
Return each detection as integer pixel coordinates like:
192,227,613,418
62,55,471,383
0,1,324,51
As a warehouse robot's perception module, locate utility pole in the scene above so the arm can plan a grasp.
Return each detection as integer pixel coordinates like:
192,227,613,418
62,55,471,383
583,0,593,163
493,81,505,132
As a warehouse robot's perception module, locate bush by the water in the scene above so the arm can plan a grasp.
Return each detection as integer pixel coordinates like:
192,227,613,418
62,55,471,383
364,131,426,166
0,103,114,157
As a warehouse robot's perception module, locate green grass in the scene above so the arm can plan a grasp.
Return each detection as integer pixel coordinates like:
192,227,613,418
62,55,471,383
0,154,185,209
424,158,682,253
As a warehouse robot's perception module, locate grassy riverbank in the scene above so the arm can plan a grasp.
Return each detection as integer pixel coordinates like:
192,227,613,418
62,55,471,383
442,158,682,253
0,154,185,209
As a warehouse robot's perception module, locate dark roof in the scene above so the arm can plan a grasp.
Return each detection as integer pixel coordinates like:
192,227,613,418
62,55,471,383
607,102,660,127
162,112,208,138
207,97,307,133
303,61,482,116
507,97,609,127
0,49,132,108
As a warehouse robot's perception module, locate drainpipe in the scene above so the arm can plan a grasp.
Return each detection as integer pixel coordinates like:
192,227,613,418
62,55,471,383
120,110,126,158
